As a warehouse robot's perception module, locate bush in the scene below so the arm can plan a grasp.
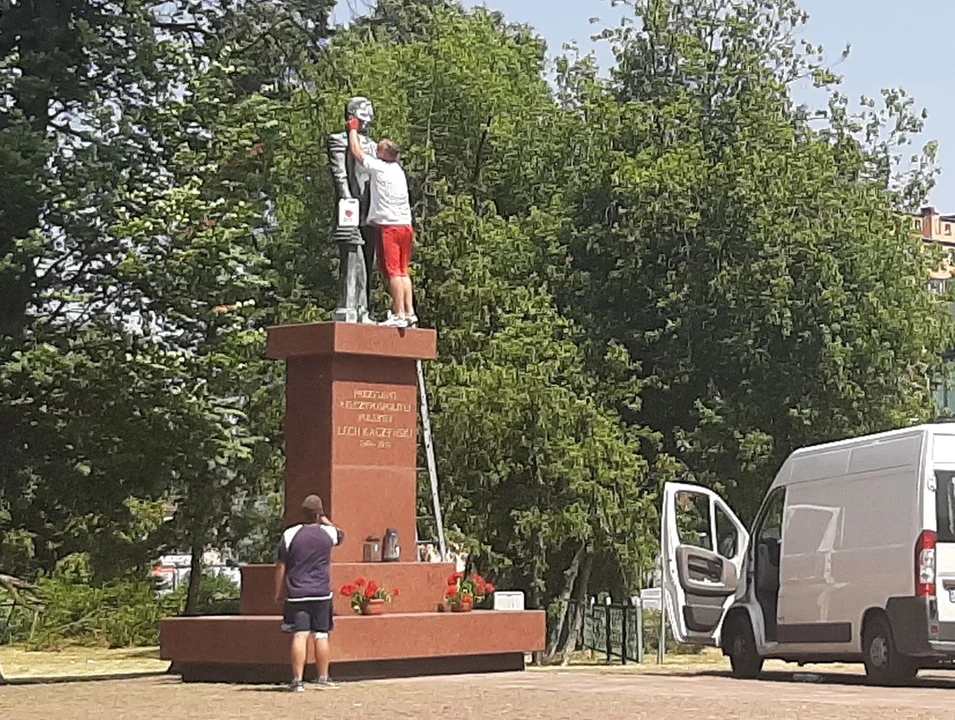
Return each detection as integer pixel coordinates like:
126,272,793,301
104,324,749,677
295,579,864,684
642,608,704,656
1,556,241,649
166,571,241,616
11,576,176,649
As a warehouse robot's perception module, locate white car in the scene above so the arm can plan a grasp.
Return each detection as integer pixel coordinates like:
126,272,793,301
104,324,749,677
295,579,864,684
661,423,955,685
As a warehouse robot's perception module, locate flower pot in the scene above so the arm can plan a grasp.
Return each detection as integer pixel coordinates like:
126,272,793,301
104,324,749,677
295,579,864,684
362,599,385,616
451,600,473,613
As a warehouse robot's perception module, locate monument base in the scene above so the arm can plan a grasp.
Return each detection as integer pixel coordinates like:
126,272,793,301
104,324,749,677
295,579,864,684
156,322,548,684
173,653,526,684
161,611,545,683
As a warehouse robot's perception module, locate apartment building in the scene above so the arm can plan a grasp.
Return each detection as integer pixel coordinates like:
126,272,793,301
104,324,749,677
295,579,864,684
912,205,955,293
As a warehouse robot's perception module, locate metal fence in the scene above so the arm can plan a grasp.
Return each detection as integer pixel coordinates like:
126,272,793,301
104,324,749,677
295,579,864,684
574,597,647,664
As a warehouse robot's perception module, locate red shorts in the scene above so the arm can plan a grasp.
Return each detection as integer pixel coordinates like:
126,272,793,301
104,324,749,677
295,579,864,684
377,225,414,279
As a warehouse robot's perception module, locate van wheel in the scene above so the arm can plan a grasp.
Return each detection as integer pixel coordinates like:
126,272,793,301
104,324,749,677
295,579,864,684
726,615,763,679
862,615,918,686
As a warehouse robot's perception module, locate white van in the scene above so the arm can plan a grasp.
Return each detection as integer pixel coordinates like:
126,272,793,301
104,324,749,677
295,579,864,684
661,423,955,685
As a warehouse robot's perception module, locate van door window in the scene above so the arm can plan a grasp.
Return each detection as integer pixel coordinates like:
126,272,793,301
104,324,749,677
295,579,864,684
936,471,955,543
715,504,738,558
675,490,712,550
759,491,784,543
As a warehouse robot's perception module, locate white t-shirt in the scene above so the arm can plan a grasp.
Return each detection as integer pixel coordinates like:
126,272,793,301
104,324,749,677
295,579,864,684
363,155,412,226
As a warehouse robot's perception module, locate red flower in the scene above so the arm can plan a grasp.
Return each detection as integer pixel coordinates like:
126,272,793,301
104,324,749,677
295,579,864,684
340,584,355,596
355,578,367,588
447,575,458,586
446,587,459,598
392,588,400,597
485,583,496,594
473,574,484,585
365,586,377,599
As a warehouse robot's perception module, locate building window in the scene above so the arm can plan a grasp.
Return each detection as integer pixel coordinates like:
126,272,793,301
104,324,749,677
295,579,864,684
947,225,952,236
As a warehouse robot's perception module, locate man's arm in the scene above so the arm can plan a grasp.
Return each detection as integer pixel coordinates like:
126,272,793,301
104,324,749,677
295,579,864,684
274,561,286,605
347,121,367,165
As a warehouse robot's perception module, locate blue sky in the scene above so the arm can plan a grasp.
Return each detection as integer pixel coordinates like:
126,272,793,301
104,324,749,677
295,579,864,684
334,0,954,207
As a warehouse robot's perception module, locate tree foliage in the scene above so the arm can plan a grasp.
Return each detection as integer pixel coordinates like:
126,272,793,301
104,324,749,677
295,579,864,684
1,0,952,648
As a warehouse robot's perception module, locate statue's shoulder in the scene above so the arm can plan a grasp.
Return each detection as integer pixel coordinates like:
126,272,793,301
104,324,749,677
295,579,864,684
327,131,347,148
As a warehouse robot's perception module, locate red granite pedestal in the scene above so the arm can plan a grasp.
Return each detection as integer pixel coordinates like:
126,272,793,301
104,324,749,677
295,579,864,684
160,322,545,682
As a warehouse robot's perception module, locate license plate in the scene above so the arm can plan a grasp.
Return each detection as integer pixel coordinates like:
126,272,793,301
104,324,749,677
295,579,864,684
949,589,955,604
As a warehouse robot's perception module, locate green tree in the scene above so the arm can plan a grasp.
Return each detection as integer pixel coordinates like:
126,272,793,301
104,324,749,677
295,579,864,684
564,0,955,520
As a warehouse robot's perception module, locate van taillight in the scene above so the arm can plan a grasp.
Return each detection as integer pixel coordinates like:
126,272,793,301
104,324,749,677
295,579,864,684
917,530,937,597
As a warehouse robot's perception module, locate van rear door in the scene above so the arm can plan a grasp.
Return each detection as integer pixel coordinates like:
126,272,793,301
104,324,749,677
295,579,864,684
661,483,750,645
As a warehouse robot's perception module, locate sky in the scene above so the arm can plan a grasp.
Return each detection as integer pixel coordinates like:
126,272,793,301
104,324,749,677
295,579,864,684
333,0,955,208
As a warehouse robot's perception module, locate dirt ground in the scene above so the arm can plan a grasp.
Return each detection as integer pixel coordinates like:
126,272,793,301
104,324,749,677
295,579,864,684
5,666,955,720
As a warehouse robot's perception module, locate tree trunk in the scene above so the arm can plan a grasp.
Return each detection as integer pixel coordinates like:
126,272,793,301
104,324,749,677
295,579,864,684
545,543,585,662
560,552,593,665
184,533,204,616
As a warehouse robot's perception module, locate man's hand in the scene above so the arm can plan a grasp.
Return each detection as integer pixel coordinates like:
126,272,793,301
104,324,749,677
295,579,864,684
347,118,361,133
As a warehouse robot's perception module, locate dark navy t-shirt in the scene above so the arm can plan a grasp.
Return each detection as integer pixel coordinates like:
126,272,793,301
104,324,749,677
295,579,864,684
276,524,344,601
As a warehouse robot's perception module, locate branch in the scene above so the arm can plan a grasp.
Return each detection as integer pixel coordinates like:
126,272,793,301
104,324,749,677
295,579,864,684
151,21,213,38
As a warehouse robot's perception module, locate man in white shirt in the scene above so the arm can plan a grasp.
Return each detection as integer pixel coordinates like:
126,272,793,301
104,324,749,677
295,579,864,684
347,120,416,327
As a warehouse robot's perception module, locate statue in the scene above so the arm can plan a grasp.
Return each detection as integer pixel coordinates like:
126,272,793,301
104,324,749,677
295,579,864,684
327,97,380,323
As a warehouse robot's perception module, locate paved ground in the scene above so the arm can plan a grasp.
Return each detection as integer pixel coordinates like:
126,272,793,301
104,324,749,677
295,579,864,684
5,667,955,719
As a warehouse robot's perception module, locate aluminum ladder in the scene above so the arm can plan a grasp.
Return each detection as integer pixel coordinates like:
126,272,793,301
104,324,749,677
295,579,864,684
415,360,448,562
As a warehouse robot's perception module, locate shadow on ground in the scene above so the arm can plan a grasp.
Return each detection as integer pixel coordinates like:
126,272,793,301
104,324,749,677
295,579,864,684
665,668,955,689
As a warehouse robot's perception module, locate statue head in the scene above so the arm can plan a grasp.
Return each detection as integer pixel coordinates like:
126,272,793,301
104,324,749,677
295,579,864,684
345,97,375,134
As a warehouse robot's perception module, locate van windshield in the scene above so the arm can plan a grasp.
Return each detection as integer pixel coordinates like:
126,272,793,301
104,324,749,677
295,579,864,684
936,471,955,543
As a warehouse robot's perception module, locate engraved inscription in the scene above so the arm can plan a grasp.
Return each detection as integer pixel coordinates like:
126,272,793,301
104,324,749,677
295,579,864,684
336,386,415,450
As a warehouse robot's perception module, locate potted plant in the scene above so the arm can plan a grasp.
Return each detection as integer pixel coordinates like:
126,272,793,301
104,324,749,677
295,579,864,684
340,578,399,616
445,572,495,612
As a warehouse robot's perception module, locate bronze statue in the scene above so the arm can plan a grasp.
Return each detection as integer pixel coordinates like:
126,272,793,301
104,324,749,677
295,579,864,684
327,97,380,323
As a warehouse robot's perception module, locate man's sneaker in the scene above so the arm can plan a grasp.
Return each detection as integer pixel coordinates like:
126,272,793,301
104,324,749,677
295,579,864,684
289,679,306,692
312,677,340,690
379,314,407,328
406,314,419,327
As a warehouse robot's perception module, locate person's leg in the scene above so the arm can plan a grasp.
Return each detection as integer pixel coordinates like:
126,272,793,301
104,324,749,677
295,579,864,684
311,599,337,688
315,633,331,680
389,277,402,317
401,276,414,320
401,228,415,321
290,632,309,683
282,602,308,690
379,227,406,323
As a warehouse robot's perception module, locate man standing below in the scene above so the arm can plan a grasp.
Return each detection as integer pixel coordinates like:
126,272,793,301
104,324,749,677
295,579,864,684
347,120,416,328
274,495,344,691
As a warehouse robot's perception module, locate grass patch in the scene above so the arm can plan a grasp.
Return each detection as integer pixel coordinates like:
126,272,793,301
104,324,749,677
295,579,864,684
0,645,169,680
